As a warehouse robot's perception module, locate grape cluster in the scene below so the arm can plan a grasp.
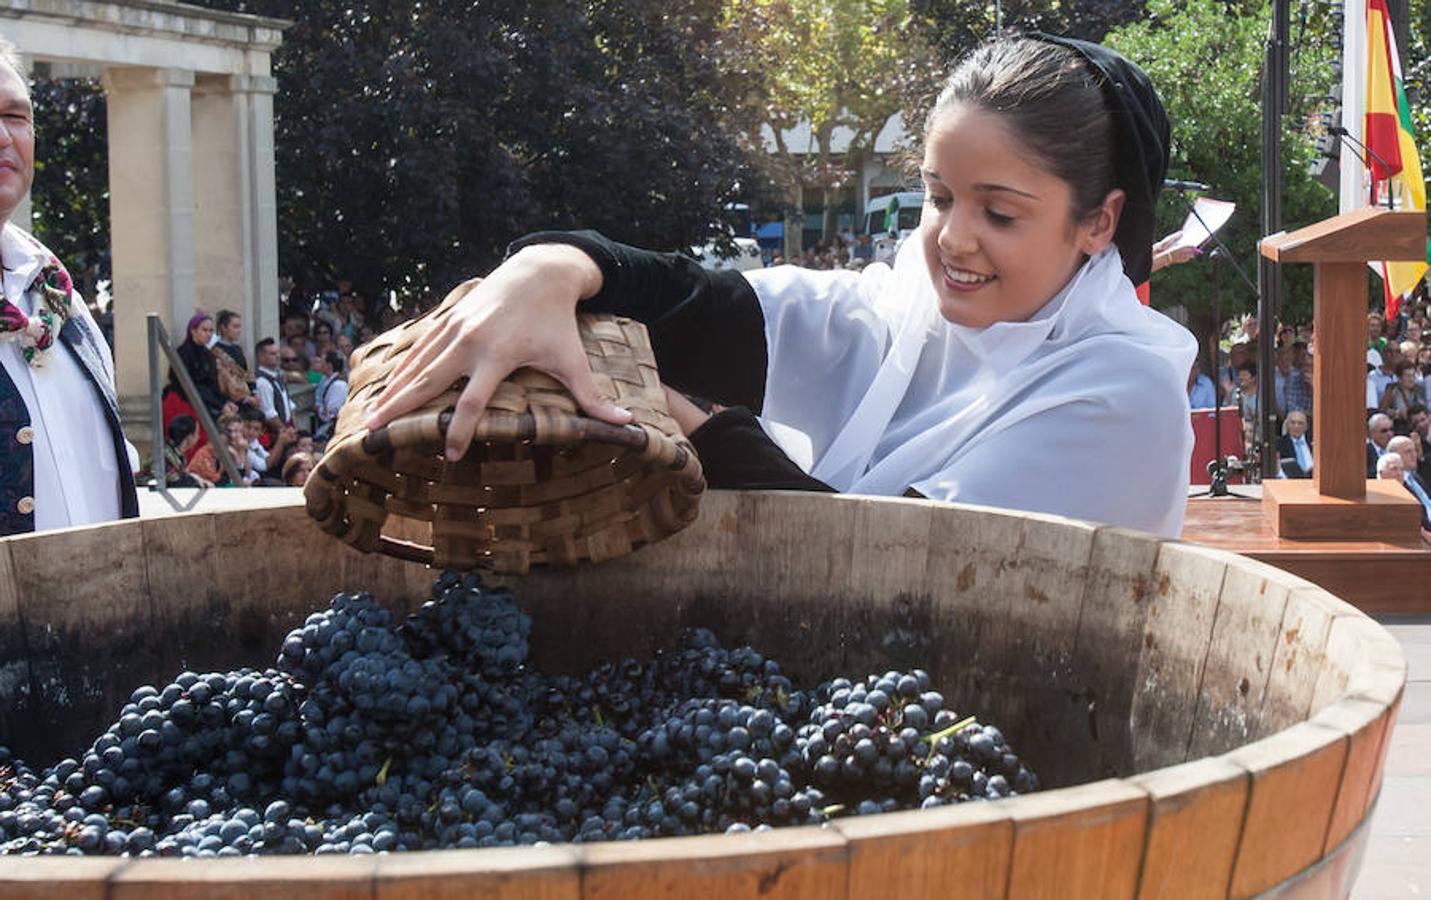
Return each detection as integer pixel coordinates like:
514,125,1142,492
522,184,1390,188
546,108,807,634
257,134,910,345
0,572,1038,857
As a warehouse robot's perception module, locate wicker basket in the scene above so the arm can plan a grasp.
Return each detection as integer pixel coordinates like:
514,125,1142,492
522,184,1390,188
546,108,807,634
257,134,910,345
304,279,706,573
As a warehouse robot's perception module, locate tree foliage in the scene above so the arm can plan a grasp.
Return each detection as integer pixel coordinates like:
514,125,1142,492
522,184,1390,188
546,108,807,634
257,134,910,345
897,0,1150,129
1106,0,1340,326
28,78,109,277
181,0,761,300
713,0,923,251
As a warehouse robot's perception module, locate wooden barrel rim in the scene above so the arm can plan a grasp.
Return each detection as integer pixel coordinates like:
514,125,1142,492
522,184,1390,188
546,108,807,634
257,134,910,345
0,493,1405,898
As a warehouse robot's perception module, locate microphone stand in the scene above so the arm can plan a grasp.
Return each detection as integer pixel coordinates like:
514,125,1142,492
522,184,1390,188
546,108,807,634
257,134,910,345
1171,185,1262,497
1186,249,1257,500
1330,127,1398,209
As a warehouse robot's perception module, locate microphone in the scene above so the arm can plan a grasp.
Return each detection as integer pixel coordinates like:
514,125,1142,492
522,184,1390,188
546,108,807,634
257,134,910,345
1327,126,1397,207
1164,179,1211,192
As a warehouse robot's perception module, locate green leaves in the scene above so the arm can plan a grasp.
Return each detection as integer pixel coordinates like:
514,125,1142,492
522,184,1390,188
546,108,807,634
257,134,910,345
1107,0,1338,324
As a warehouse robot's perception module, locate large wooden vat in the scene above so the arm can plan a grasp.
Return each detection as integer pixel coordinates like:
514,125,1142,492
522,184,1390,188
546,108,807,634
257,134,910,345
0,492,1404,898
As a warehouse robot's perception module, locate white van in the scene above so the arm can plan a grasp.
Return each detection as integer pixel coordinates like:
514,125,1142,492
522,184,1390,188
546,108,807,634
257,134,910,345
863,191,925,240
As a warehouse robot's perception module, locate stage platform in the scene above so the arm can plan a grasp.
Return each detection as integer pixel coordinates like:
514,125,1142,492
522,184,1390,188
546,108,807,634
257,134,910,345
1182,491,1431,613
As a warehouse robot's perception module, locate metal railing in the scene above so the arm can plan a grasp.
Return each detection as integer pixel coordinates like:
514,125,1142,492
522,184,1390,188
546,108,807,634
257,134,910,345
148,314,244,511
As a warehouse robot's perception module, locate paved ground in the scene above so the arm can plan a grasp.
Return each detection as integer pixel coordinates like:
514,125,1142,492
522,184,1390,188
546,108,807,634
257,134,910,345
1353,615,1431,899
137,488,1427,894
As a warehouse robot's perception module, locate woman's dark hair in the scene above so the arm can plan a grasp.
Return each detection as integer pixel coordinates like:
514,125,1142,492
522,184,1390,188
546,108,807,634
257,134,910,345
929,38,1116,227
216,309,240,330
324,350,346,373
1236,360,1258,376
1396,359,1417,376
167,415,197,446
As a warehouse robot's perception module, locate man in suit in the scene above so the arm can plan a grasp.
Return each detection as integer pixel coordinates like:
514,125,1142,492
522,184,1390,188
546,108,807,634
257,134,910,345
1409,403,1431,485
0,37,136,535
1277,410,1313,479
1388,435,1431,530
1367,413,1395,477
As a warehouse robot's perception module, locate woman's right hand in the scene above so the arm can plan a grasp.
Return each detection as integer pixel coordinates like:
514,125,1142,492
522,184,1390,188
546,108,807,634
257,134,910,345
365,244,634,460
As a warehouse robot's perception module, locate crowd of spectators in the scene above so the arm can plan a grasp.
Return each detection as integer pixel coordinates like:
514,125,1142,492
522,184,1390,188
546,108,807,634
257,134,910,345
156,279,392,490
1195,287,1431,530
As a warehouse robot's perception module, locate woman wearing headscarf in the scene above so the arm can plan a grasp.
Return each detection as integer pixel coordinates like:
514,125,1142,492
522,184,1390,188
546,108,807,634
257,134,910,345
367,36,1197,538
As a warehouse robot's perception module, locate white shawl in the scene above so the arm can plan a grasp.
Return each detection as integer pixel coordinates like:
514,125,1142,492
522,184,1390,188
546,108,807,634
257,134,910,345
746,239,1197,537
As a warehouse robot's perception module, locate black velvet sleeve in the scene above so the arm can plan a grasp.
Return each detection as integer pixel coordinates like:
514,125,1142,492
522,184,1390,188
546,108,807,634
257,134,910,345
687,407,834,493
506,230,768,412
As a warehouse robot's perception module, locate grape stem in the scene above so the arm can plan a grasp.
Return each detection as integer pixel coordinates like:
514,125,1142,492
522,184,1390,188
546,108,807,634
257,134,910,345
921,715,978,745
375,756,393,786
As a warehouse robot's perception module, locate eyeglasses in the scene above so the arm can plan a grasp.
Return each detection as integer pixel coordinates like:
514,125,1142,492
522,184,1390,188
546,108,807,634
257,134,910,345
280,355,298,363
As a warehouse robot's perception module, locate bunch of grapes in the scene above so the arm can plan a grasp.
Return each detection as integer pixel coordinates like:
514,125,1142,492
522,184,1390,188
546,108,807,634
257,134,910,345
0,571,1039,858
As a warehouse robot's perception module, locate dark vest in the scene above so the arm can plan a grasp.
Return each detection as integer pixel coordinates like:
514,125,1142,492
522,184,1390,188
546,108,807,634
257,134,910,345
0,314,139,536
257,369,291,423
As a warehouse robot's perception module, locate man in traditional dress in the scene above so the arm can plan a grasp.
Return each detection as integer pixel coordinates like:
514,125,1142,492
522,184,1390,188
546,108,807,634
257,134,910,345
0,37,136,535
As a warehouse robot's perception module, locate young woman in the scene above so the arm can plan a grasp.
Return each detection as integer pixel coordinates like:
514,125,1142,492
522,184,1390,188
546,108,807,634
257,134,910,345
367,36,1197,537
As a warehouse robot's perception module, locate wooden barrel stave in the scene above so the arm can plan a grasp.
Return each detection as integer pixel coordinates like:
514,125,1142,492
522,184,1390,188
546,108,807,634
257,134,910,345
0,491,1403,897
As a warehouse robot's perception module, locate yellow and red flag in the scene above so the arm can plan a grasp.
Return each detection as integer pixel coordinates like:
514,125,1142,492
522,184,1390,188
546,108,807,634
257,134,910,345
1366,0,1428,319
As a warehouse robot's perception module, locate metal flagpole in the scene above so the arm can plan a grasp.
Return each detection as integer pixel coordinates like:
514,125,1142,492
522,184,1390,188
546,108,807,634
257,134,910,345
1258,0,1290,480
1340,0,1369,214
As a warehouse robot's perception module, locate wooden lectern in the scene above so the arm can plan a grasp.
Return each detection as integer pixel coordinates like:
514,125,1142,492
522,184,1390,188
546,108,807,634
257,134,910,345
1260,208,1425,540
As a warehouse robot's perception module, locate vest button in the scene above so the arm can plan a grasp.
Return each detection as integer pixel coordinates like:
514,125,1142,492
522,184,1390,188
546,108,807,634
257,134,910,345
15,426,34,445
16,496,34,515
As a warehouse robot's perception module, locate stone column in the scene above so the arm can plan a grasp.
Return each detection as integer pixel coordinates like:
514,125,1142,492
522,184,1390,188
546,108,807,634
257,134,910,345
191,74,251,330
102,66,197,455
243,75,281,347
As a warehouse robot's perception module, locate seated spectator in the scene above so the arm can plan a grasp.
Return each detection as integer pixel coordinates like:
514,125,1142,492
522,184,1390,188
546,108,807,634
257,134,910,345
312,320,335,361
1291,340,1309,370
1387,435,1431,529
280,346,317,385
254,338,295,435
1230,362,1253,452
239,406,271,476
282,451,316,487
293,430,315,457
1187,359,1216,409
213,309,248,372
314,350,349,443
241,404,296,479
165,312,225,418
1218,341,1251,402
159,415,211,489
1367,412,1395,476
281,309,315,360
1274,345,1311,416
1277,411,1313,479
1369,312,1388,355
1367,344,1400,408
1380,360,1426,421
1410,403,1431,484
188,416,255,486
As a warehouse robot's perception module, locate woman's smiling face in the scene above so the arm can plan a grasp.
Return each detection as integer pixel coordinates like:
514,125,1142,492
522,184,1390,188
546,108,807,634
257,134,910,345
920,105,1123,329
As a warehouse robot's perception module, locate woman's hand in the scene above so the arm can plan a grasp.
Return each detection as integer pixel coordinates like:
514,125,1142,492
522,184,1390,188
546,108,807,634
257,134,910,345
366,244,634,460
1150,231,1200,273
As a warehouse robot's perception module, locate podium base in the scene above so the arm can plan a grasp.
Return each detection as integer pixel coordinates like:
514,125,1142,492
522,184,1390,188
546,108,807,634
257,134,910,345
1262,479,1423,541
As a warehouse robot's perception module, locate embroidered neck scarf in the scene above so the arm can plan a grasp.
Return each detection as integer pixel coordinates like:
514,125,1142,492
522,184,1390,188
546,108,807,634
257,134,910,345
0,259,75,367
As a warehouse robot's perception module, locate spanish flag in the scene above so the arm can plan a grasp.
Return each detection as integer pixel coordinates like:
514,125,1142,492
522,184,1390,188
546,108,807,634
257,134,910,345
1366,0,1428,319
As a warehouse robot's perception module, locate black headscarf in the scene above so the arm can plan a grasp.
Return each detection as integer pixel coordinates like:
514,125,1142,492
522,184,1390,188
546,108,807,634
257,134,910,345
1030,34,1170,285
